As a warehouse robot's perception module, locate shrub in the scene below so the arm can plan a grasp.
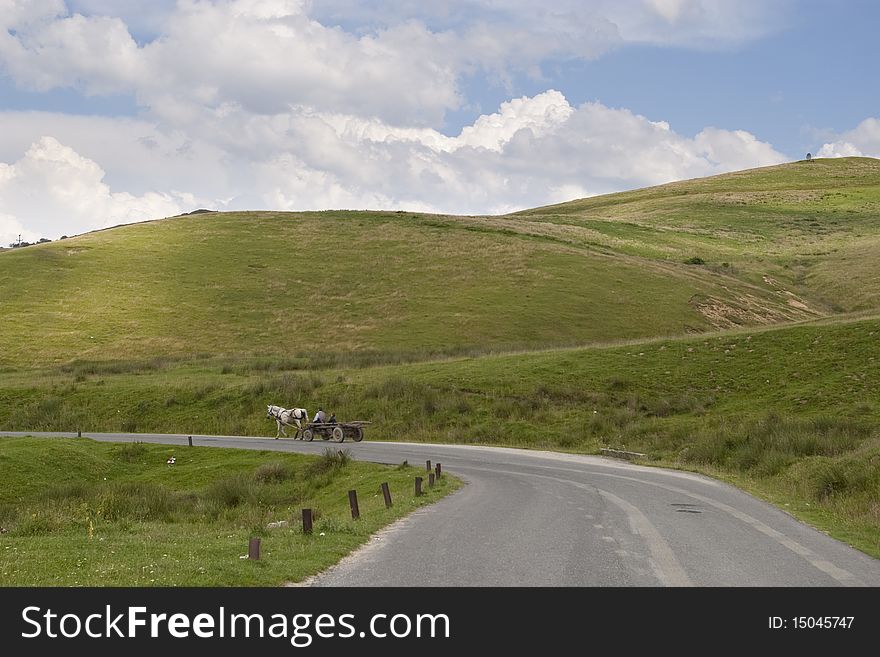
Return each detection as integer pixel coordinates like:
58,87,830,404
0,503,19,526
316,515,359,534
678,413,874,473
206,473,257,508
803,459,849,501
684,256,705,265
96,482,179,521
12,512,61,536
254,462,292,483
305,448,351,478
115,442,148,463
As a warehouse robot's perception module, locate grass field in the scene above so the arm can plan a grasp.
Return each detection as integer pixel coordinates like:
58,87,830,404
1,157,879,560
1,312,878,555
0,437,457,585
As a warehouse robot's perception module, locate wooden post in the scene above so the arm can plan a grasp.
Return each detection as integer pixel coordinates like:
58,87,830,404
348,490,360,520
426,460,432,472
77,430,81,438
415,477,423,496
248,537,261,560
428,472,435,488
435,463,442,478
188,436,193,447
302,508,313,534
381,482,392,508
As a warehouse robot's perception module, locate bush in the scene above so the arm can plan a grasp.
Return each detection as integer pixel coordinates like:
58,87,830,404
684,256,705,265
206,473,257,508
0,503,19,526
801,459,849,501
254,462,293,483
678,413,875,473
12,512,61,536
305,448,351,478
96,482,179,521
115,442,148,463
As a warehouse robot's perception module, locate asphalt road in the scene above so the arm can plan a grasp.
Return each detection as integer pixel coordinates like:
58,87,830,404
4,431,879,586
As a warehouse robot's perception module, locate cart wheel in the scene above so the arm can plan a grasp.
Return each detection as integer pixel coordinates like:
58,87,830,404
352,427,364,442
332,426,344,442
303,428,314,442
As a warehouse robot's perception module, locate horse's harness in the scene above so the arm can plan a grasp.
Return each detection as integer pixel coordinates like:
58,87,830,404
271,407,303,422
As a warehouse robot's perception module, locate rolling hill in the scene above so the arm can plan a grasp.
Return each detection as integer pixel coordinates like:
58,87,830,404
4,157,879,370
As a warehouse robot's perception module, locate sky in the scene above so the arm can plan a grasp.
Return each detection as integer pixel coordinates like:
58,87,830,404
1,0,878,244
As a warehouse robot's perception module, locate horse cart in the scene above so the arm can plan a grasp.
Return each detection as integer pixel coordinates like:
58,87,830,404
301,421,371,443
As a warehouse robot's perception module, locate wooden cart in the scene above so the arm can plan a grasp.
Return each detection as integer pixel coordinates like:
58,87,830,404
301,421,371,443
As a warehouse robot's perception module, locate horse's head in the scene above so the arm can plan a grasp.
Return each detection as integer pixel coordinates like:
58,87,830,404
267,405,277,419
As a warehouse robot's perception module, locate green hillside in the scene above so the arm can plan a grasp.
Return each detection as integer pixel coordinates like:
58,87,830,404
8,157,880,370
515,157,880,313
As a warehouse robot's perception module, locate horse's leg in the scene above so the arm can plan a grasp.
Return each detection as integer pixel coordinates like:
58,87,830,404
295,419,302,440
275,418,283,439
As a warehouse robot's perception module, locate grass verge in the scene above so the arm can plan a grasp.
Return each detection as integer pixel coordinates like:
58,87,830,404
0,437,459,586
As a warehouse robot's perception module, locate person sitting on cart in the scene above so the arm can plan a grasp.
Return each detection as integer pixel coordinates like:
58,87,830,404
312,408,327,423
328,413,337,424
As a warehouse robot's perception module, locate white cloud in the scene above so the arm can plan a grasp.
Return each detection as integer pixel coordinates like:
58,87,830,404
453,91,575,152
0,7,143,95
0,212,41,247
693,127,788,171
616,0,789,45
0,111,235,199
309,1,787,51
0,91,790,241
0,0,67,29
817,118,880,158
0,0,790,128
0,136,189,244
0,2,798,240
1,0,464,126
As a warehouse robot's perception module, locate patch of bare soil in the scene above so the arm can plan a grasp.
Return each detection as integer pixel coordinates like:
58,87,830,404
710,190,824,205
688,292,817,329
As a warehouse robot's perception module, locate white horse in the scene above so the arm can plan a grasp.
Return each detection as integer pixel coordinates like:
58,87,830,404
267,405,309,439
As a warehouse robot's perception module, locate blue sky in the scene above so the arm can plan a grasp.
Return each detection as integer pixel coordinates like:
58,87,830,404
1,0,878,243
442,0,879,155
557,1,879,156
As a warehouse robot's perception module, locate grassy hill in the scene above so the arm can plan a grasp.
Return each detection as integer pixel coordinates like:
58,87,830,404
6,157,880,370
515,157,880,312
2,156,879,556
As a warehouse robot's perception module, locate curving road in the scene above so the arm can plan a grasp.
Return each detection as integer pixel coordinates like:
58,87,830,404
3,431,879,586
